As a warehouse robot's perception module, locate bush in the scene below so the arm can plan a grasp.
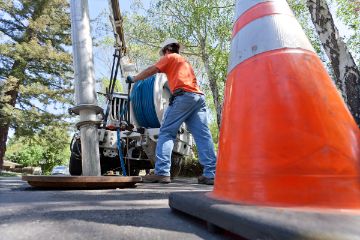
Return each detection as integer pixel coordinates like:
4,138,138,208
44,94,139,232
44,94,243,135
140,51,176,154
178,157,203,177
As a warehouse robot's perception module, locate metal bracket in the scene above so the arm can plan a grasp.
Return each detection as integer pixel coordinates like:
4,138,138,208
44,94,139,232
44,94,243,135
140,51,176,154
69,104,103,115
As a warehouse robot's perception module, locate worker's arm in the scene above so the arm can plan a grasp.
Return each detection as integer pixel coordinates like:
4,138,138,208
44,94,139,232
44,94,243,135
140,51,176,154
133,65,159,82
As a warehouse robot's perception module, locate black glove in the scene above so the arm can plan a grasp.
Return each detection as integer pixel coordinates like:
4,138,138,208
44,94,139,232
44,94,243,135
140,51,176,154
126,75,135,83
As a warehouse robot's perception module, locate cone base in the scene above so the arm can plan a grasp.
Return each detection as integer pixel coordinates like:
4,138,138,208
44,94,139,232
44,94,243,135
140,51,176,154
169,191,360,240
213,175,360,209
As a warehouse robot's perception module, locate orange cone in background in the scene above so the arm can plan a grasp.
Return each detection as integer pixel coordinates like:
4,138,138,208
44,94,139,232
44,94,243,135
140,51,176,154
211,0,360,209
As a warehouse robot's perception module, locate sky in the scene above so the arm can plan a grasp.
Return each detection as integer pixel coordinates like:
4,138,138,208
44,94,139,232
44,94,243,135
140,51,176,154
87,1,150,93
89,0,132,16
88,0,131,83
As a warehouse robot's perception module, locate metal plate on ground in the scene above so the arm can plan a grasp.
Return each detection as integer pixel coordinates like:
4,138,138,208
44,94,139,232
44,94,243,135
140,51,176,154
169,191,360,240
22,175,142,189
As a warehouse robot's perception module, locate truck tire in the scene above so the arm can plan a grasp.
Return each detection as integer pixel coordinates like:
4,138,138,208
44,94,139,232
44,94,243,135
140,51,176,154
69,138,82,176
127,168,140,176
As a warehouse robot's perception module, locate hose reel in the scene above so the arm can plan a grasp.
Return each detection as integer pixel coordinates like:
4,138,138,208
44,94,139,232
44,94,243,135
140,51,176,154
130,74,171,128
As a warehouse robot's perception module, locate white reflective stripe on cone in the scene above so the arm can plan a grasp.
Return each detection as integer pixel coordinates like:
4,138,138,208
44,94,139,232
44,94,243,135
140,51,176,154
232,0,294,37
228,14,315,74
234,0,278,21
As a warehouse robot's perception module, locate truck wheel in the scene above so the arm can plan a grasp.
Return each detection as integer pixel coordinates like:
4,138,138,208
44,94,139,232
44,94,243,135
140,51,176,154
125,161,141,176
69,138,82,176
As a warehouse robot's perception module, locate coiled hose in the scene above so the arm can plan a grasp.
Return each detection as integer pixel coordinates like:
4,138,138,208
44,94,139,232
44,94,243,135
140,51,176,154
130,75,161,128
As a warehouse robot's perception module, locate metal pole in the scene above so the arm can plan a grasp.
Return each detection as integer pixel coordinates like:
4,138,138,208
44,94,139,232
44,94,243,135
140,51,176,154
70,0,101,176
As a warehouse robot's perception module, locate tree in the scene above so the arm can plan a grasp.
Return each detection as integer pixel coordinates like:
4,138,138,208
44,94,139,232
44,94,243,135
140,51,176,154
306,0,360,125
5,125,71,173
0,0,73,170
335,0,360,65
124,0,234,129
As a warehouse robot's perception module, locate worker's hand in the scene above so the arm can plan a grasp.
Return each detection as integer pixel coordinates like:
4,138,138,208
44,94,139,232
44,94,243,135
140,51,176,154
126,75,135,84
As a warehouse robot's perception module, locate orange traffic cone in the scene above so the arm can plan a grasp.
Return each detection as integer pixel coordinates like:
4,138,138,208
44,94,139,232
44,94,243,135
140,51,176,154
169,1,360,239
211,0,360,209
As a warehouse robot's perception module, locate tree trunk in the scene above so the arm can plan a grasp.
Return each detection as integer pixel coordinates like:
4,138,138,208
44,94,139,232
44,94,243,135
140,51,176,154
307,0,360,126
0,126,10,171
203,58,222,128
199,39,222,129
0,61,25,171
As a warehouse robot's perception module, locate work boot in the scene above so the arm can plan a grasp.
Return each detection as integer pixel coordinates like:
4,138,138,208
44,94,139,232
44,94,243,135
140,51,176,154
198,176,214,185
142,174,171,183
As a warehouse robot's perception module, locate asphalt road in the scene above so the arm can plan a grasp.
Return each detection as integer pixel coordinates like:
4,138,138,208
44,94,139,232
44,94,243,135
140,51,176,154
0,176,239,240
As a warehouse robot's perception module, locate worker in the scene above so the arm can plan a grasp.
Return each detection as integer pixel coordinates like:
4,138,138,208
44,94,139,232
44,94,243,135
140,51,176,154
126,38,216,185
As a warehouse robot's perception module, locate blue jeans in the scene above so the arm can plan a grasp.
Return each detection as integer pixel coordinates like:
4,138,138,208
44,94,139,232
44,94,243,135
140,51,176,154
155,92,217,178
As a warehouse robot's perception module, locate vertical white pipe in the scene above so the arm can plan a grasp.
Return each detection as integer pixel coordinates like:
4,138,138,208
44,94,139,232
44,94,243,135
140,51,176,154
70,0,101,176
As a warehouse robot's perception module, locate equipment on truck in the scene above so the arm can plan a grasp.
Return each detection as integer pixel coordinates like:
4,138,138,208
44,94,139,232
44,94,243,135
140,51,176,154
69,74,193,177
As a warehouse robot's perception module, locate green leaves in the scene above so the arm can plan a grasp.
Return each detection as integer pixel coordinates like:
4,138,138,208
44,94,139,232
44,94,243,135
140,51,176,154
335,0,360,64
5,125,71,173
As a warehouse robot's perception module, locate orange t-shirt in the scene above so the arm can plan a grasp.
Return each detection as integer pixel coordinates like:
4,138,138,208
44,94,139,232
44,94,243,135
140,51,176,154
155,53,202,94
